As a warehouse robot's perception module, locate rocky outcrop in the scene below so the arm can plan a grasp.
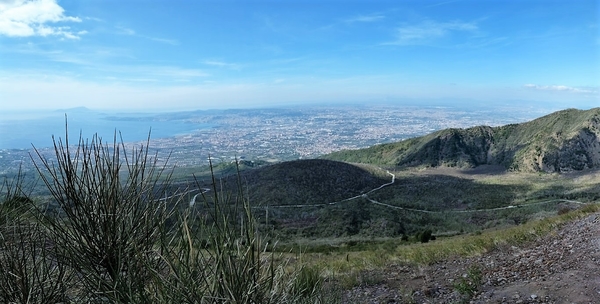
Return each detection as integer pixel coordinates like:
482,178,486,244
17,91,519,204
398,126,496,168
511,110,600,172
327,108,600,173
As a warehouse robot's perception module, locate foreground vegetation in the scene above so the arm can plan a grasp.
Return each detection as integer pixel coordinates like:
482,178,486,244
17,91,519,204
1,126,599,303
305,202,599,291
0,133,326,303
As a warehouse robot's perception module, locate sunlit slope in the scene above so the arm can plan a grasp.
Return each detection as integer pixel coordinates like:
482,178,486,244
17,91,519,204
324,108,600,172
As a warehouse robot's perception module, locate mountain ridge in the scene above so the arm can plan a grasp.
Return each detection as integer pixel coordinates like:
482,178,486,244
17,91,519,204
324,108,600,173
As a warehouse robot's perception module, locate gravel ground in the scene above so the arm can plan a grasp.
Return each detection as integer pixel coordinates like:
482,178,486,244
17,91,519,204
343,212,600,303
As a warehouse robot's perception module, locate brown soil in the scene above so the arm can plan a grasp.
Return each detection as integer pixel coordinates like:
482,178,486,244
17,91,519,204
342,211,600,303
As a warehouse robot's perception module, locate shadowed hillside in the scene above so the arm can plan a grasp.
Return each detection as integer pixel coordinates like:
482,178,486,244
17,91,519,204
189,159,600,240
230,159,390,206
324,108,600,173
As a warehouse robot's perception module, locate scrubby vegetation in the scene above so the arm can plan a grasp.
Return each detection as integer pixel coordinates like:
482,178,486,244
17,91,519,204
297,202,600,293
453,264,482,301
0,132,328,303
189,160,599,244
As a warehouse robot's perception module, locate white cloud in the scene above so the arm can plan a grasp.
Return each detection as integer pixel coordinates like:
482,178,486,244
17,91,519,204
116,26,135,35
115,25,178,45
203,60,241,70
148,37,178,45
92,65,210,80
524,84,597,94
345,14,385,23
424,0,463,8
147,66,208,78
387,20,477,45
0,0,83,39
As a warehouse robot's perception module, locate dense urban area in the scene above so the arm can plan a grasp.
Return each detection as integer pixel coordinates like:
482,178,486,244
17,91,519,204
0,105,550,175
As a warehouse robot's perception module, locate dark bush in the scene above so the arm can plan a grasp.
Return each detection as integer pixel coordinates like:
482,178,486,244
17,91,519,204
420,229,433,243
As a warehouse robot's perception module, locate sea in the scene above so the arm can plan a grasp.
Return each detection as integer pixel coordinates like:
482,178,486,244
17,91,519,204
0,109,210,149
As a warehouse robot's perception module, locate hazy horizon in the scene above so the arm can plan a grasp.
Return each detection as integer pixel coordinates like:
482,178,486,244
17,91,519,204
0,102,571,150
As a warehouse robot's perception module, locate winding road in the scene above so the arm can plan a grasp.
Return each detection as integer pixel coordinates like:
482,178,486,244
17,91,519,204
254,169,588,213
174,168,588,213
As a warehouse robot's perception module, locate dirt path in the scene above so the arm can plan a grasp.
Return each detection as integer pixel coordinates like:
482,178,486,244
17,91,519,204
343,211,600,303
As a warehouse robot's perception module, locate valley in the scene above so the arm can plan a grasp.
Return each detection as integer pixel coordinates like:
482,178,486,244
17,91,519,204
1,106,599,303
187,160,598,246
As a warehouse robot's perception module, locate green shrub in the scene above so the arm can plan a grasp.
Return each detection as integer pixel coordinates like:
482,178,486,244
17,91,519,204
557,206,572,215
0,173,72,303
292,266,322,298
32,133,174,302
453,264,482,300
0,222,72,304
419,229,433,243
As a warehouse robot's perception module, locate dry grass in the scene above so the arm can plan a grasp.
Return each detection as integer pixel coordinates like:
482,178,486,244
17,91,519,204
302,203,599,281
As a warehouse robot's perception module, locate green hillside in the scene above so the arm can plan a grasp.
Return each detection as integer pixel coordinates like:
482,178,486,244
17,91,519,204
324,108,600,173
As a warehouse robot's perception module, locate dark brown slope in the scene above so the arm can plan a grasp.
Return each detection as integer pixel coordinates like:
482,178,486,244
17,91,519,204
221,159,389,206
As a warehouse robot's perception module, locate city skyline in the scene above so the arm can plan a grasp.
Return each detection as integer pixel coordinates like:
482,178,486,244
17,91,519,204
0,0,598,112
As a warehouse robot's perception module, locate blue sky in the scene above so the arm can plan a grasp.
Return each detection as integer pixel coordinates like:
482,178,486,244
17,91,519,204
0,0,598,111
